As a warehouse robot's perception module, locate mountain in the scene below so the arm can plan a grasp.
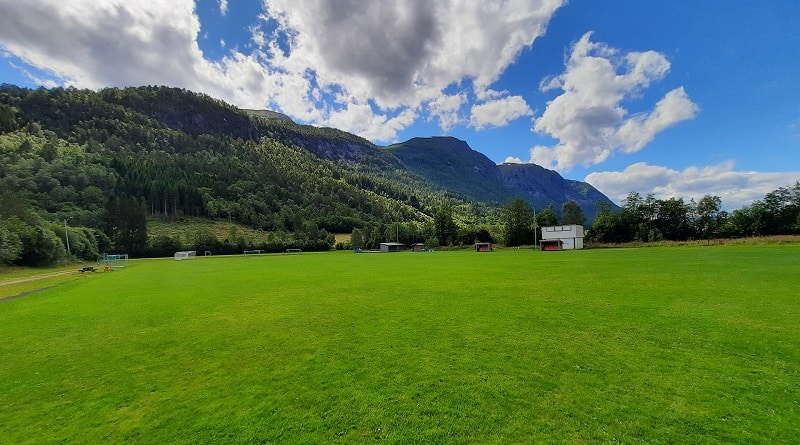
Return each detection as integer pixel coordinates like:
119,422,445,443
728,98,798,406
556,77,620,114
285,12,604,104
242,109,294,122
74,86,618,221
498,163,614,222
0,84,618,266
386,136,617,221
385,137,509,203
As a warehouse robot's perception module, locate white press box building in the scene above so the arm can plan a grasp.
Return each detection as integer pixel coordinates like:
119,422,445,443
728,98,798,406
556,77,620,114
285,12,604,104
540,225,585,250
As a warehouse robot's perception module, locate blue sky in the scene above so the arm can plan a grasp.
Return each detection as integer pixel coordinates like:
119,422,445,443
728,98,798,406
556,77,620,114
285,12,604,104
1,0,798,209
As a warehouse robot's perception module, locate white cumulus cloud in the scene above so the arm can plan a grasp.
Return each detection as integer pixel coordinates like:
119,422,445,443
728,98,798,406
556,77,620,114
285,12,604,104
427,93,468,131
530,32,699,170
0,1,206,90
0,0,566,143
585,161,800,210
470,95,533,130
615,87,700,153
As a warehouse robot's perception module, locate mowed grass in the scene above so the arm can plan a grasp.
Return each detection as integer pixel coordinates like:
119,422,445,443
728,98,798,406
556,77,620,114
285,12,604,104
1,246,798,444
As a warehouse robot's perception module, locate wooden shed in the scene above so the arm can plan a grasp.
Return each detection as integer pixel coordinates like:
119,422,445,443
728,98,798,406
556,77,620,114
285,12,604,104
475,242,493,252
379,242,406,252
411,243,427,252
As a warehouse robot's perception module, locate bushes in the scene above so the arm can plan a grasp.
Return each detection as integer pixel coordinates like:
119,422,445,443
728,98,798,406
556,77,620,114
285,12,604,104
146,234,183,258
0,216,73,267
53,225,109,261
17,225,66,267
0,221,22,265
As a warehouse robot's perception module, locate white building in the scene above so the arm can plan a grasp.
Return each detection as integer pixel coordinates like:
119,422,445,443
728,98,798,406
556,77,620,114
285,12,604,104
540,225,585,250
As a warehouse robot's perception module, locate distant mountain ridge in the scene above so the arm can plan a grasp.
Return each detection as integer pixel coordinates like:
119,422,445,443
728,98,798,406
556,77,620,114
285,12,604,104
100,89,616,220
385,137,617,221
1,84,617,231
386,137,508,202
498,163,613,222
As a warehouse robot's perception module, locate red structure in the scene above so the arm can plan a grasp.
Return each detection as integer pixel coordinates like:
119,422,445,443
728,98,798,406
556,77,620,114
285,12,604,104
475,242,493,252
540,239,564,251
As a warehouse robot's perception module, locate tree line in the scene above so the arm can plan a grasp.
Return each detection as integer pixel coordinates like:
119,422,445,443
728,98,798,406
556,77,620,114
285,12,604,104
499,185,800,248
500,198,585,247
588,187,800,244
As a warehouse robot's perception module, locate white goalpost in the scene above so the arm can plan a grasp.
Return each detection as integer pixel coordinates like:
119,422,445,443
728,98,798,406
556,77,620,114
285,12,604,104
174,251,197,261
102,253,128,268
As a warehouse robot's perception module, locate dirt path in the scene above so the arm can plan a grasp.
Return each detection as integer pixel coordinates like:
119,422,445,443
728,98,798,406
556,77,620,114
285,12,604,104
0,270,76,287
0,269,82,302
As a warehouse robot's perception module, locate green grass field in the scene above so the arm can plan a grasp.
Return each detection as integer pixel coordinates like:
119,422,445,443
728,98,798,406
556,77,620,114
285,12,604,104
1,246,798,444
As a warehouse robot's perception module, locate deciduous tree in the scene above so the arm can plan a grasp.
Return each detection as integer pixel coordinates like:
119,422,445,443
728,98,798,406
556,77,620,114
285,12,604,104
503,198,535,246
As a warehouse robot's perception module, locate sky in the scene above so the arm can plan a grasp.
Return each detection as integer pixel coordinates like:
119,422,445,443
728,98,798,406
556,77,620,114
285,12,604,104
1,0,798,210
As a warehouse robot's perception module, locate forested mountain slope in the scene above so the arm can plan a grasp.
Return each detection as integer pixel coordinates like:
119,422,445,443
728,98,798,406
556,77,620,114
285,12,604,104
498,162,614,223
387,137,617,221
0,84,614,266
386,137,509,203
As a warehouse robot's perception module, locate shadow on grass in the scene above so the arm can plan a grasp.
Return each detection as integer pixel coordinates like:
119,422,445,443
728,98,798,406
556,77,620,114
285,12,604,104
0,286,56,302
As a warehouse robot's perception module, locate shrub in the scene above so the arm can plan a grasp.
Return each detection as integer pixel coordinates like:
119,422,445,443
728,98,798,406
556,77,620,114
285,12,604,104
17,225,66,266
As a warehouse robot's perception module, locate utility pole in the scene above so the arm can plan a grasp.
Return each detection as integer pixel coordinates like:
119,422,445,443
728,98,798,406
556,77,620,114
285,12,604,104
64,217,73,256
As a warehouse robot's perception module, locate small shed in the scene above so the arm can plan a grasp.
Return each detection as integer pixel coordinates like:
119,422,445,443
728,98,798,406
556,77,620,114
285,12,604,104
540,224,585,250
540,239,564,251
411,243,427,252
379,242,406,252
475,242,493,252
